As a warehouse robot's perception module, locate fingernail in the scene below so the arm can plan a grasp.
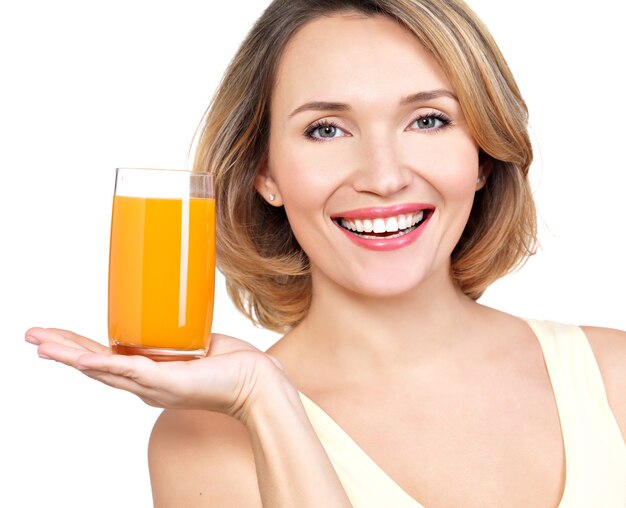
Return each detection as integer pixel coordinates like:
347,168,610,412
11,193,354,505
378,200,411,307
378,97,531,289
25,335,41,345
38,351,51,360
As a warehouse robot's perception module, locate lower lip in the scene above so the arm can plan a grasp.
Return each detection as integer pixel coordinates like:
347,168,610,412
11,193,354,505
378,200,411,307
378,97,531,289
335,214,432,251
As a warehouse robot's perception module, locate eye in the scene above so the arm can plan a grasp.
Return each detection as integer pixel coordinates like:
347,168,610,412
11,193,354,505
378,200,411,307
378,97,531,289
305,121,347,141
409,112,452,131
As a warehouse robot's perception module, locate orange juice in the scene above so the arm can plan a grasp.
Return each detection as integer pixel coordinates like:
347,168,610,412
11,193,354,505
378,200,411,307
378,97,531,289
108,196,215,357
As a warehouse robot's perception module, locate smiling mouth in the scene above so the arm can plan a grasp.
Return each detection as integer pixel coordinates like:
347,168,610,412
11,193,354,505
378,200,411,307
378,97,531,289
334,209,433,239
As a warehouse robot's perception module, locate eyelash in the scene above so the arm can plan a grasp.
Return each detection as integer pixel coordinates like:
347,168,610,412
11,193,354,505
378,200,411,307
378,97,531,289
303,112,453,142
304,120,341,143
410,112,452,132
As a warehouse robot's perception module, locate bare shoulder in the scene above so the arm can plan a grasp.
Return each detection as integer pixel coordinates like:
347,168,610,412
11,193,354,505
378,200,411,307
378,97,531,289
149,408,261,508
581,325,626,439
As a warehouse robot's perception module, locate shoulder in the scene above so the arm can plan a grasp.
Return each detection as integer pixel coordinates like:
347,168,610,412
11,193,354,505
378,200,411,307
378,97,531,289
580,325,626,439
149,408,261,507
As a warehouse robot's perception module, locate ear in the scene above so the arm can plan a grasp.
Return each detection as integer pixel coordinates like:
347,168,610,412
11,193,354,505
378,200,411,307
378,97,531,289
476,151,493,191
254,161,283,206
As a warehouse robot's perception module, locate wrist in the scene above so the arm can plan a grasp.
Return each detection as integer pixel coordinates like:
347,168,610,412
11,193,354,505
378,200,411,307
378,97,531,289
238,362,301,428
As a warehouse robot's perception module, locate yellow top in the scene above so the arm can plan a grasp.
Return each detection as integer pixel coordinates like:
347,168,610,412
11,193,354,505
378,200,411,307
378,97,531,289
299,320,626,507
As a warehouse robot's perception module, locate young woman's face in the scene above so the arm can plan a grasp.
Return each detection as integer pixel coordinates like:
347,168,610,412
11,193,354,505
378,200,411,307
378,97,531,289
260,13,483,297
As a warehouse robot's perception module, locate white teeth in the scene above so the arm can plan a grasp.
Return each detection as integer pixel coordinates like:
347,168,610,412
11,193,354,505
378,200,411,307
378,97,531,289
373,218,386,233
339,210,428,234
385,217,399,232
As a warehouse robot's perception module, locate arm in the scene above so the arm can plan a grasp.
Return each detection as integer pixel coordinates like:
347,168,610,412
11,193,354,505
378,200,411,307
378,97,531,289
148,363,351,507
149,409,262,507
244,369,351,508
27,328,352,507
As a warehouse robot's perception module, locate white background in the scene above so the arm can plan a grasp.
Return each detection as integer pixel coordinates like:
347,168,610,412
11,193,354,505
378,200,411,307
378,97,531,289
1,1,624,506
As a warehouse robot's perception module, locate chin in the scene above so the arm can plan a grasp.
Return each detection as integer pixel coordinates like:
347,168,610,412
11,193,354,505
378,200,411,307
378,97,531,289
341,266,438,300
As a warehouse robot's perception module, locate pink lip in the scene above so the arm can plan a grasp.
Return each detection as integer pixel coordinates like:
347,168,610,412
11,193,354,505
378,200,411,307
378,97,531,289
331,203,434,220
333,206,434,252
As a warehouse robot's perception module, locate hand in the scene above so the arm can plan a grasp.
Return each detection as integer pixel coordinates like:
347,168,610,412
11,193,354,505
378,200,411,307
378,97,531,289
25,328,285,421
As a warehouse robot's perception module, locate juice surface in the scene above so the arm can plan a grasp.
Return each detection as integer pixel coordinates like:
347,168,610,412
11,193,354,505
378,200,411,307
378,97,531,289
108,196,215,350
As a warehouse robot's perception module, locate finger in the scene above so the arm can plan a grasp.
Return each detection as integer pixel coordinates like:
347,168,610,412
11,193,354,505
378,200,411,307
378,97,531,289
75,352,158,384
26,327,108,354
77,354,176,405
37,342,99,367
46,328,109,353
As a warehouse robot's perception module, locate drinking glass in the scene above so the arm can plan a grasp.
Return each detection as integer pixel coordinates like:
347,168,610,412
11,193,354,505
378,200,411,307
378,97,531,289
108,168,215,361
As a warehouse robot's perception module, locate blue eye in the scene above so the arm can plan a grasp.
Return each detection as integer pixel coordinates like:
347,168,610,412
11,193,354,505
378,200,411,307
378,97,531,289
411,113,451,131
305,122,346,141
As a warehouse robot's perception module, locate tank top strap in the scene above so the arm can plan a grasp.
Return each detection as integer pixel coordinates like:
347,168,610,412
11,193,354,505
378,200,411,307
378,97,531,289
298,391,423,507
524,319,626,505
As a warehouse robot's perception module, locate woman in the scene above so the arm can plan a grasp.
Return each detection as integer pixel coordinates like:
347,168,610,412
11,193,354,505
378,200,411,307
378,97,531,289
26,0,626,506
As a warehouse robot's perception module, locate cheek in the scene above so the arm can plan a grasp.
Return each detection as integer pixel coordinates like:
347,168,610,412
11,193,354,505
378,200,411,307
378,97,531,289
414,136,480,255
421,136,479,203
270,145,345,215
267,155,331,254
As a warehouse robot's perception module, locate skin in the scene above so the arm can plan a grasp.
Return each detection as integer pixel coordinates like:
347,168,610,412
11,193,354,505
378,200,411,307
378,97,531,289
27,13,626,508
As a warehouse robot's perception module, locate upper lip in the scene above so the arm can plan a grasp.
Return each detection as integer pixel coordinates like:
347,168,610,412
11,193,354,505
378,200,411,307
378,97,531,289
331,203,435,220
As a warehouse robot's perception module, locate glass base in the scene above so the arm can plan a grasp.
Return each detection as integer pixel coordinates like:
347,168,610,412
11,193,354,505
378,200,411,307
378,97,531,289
110,342,208,362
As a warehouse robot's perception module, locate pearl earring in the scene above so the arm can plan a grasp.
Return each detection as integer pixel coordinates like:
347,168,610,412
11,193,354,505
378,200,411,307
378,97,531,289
476,175,485,184
268,193,276,202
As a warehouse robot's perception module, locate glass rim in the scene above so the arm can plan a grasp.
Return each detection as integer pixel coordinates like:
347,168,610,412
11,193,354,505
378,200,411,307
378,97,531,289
115,167,213,178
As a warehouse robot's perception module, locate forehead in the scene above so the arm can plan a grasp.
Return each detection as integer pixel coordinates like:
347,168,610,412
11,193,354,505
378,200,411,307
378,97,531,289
272,13,453,110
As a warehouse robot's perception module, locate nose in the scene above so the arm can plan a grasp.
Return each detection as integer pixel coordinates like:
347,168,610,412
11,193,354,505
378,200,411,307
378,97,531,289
351,134,411,197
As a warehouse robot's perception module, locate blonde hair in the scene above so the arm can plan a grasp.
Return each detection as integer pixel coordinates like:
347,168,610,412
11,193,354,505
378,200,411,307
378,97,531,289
194,0,537,332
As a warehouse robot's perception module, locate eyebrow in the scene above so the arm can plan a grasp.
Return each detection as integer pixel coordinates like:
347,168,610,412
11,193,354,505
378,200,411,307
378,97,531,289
288,101,350,118
400,89,458,106
288,89,458,118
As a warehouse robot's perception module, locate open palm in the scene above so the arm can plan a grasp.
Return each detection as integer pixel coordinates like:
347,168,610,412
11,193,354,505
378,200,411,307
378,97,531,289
26,328,283,420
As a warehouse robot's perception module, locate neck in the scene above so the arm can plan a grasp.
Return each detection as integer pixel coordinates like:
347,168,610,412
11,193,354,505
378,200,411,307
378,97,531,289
289,262,482,374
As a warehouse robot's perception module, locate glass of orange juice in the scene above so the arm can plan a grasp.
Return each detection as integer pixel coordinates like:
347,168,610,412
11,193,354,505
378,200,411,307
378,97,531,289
108,168,215,361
